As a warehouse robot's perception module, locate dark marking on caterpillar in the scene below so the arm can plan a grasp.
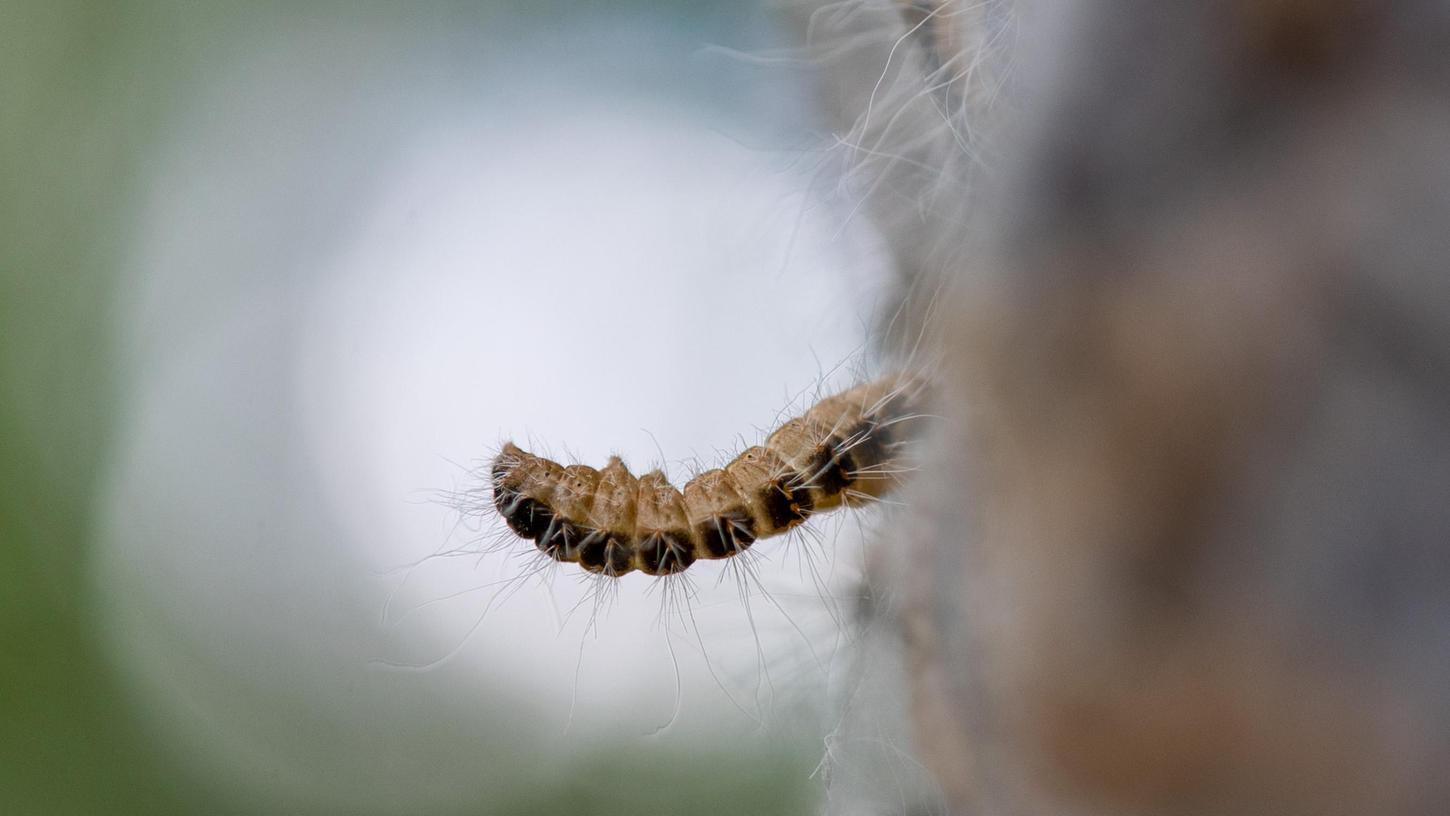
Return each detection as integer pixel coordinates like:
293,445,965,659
491,373,929,577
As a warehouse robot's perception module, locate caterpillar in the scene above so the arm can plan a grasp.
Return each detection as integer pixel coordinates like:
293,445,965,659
490,373,930,577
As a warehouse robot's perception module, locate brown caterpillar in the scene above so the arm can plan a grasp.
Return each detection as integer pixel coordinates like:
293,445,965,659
491,373,929,577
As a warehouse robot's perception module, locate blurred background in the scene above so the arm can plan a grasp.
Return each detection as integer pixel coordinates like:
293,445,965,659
1,2,897,813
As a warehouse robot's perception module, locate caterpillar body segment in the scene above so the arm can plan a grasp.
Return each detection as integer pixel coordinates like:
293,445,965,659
636,470,697,575
577,457,636,575
491,373,928,577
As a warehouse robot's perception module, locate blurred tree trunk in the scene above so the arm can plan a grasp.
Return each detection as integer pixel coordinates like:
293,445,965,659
796,2,1450,813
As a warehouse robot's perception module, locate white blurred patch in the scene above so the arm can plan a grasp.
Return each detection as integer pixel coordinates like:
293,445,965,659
299,97,886,728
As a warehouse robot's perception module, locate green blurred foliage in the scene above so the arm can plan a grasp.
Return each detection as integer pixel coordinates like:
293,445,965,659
2,2,204,812
0,3,818,813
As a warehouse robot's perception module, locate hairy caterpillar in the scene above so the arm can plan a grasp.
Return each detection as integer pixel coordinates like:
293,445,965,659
490,372,929,576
